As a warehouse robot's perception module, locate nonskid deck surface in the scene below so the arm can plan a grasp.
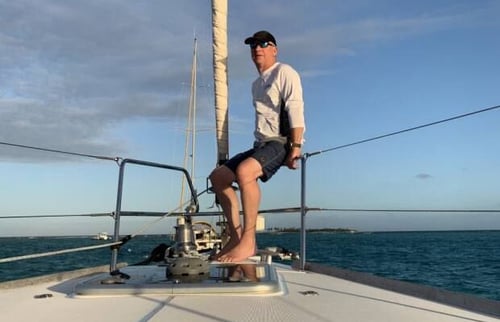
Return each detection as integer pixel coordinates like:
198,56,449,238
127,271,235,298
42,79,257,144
75,262,282,296
2,264,499,322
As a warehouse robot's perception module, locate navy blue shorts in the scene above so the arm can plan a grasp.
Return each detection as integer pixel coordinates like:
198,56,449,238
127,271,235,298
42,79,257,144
224,140,288,182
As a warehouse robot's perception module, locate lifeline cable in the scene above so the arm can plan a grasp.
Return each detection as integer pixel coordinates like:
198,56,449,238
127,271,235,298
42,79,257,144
307,104,500,157
1,105,499,262
126,187,211,238
0,141,121,163
0,213,112,219
307,208,500,213
0,198,195,264
0,185,211,220
0,241,122,264
0,190,210,264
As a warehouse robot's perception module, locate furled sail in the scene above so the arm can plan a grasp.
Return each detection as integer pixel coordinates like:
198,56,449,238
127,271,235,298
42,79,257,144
211,0,229,165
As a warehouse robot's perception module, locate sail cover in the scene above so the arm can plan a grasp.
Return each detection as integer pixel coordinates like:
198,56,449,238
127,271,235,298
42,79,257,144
211,0,229,165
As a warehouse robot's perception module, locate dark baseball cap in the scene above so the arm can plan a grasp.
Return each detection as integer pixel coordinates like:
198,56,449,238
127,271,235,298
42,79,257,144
244,30,277,46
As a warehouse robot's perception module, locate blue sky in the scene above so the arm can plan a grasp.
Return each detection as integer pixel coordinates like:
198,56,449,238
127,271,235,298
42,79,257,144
1,0,499,236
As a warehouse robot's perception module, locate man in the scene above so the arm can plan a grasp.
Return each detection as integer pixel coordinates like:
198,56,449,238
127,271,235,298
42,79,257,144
210,30,305,262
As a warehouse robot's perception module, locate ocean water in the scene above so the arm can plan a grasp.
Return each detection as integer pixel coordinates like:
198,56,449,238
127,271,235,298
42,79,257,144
0,230,499,302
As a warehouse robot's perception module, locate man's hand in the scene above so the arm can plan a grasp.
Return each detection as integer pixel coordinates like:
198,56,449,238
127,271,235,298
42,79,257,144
286,127,304,169
285,148,301,169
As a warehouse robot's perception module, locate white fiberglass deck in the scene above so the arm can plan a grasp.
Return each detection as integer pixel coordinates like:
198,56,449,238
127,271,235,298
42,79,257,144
2,262,498,322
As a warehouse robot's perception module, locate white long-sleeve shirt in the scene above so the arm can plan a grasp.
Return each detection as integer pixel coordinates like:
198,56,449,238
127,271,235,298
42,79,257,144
251,62,305,142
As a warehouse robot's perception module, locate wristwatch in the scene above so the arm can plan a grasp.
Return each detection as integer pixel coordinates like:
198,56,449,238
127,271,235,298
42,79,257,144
289,142,302,149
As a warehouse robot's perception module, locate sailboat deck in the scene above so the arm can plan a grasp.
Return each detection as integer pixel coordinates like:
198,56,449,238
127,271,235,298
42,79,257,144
2,263,498,322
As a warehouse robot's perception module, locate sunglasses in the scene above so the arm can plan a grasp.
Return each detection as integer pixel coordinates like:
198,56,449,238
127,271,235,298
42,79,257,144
249,41,275,49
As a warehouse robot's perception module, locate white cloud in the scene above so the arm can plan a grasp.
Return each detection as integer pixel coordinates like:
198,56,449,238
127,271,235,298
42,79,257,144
0,1,216,161
1,0,498,162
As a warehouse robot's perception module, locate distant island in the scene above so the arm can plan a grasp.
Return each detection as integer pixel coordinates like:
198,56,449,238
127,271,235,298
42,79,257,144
265,227,357,233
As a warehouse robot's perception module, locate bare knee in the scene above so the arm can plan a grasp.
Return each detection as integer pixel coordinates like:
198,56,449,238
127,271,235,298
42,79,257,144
209,166,235,191
234,160,261,186
209,169,222,187
234,167,249,186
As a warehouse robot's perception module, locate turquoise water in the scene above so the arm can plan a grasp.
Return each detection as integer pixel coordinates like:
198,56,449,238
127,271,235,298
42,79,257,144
1,230,499,301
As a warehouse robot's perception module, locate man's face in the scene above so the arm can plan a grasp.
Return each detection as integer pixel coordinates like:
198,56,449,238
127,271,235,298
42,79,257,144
250,41,277,68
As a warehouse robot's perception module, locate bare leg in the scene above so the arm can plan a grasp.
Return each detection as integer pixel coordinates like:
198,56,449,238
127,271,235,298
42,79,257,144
219,158,262,262
209,166,242,259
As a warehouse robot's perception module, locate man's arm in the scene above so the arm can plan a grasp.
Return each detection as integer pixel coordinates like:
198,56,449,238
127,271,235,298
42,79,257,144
286,127,304,169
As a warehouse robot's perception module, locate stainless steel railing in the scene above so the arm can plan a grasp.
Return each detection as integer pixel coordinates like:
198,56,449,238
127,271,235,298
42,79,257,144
110,158,198,272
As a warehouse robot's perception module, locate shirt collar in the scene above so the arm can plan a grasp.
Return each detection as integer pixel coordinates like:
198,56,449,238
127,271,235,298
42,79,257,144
260,62,280,79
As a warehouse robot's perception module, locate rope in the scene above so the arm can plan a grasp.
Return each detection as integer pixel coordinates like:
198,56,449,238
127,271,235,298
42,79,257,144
127,197,199,238
307,104,500,157
0,241,122,264
0,141,121,163
108,189,211,249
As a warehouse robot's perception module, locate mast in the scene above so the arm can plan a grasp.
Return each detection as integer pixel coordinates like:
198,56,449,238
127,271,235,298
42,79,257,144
211,0,229,166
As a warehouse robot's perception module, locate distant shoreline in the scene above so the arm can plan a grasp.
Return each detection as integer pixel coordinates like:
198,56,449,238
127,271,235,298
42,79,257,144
264,228,358,233
1,229,500,238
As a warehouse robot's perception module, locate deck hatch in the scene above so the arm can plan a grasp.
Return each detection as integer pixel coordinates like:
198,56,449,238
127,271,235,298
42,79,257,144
74,262,282,296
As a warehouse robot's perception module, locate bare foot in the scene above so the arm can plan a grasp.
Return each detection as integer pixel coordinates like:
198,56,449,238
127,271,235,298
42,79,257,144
218,238,256,263
212,226,242,261
212,237,239,260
